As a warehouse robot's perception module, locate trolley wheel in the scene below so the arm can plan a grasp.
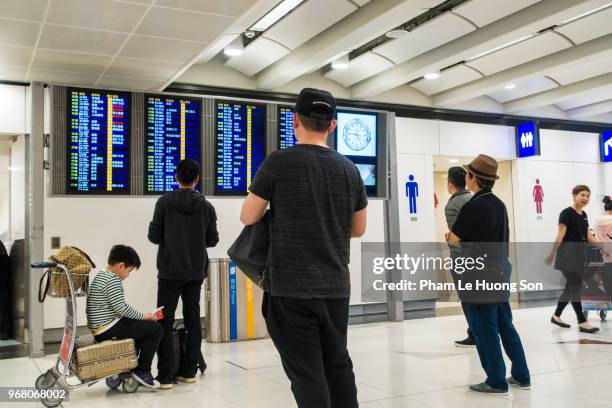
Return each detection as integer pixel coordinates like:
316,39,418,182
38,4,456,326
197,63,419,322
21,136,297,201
106,376,122,390
600,310,607,321
122,376,139,393
40,384,64,408
35,371,56,390
584,311,589,321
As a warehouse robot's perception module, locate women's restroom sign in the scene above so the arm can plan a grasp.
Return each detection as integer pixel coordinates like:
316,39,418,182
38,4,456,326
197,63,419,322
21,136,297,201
533,179,544,219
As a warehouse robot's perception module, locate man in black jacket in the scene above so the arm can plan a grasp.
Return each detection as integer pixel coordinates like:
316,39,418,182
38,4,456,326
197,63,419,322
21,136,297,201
148,159,219,389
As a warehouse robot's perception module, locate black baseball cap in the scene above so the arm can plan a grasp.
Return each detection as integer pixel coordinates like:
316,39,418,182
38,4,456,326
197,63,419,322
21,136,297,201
295,88,336,121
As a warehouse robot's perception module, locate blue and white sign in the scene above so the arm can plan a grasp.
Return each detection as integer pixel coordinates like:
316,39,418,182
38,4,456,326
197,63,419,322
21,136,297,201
601,131,612,163
516,121,540,158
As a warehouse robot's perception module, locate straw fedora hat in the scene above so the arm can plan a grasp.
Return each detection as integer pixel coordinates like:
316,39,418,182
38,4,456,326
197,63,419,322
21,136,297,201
463,154,499,181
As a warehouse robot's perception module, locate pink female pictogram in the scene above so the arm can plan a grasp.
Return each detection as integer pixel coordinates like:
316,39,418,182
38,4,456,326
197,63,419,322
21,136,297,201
533,179,544,214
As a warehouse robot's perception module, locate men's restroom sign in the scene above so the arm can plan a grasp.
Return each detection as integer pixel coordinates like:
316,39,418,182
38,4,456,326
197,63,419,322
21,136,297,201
601,130,612,163
405,175,419,215
516,121,540,158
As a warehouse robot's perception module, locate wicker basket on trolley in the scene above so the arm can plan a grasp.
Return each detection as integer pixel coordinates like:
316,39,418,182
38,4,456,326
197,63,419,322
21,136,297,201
38,246,96,301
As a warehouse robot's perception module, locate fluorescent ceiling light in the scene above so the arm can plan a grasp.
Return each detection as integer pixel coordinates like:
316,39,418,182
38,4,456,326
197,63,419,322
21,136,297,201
331,54,349,70
562,3,612,25
249,0,305,32
424,72,440,80
467,35,534,61
504,84,516,90
224,37,244,57
449,159,459,163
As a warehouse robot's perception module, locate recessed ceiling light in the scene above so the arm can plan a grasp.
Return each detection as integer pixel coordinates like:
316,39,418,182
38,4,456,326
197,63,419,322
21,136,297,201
331,54,349,70
249,0,305,32
223,37,244,57
504,84,516,90
449,159,459,163
424,72,440,80
385,29,408,39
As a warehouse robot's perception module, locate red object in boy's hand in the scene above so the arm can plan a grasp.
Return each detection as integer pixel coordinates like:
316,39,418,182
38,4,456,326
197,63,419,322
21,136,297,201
153,307,165,321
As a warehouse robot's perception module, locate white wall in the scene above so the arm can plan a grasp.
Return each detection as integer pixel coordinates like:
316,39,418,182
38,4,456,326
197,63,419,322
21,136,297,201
0,85,27,134
9,135,25,246
0,143,9,241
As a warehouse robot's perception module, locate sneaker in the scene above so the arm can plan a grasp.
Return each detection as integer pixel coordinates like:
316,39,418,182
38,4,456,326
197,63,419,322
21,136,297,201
175,375,197,384
132,371,158,389
454,336,476,348
507,376,531,390
469,382,508,394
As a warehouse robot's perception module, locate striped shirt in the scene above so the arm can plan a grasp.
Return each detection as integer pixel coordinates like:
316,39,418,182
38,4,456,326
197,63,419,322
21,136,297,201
86,269,143,331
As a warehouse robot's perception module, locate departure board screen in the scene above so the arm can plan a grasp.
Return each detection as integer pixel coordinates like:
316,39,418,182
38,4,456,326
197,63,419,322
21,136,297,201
215,101,266,195
278,106,297,150
67,88,130,194
144,95,202,193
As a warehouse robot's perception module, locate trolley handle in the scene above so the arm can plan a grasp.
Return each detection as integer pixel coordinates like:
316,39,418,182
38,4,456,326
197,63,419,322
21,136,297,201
32,262,58,269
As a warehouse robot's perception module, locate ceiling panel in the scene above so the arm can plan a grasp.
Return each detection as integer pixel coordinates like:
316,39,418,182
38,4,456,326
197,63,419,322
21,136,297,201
0,18,41,47
225,37,290,77
324,52,393,87
487,77,558,103
0,45,34,67
0,0,48,21
467,32,570,76
264,0,356,51
32,49,112,75
352,0,371,5
374,13,475,65
98,75,163,91
38,24,127,55
547,49,612,85
46,0,148,33
119,35,205,63
557,85,612,110
0,66,27,81
453,0,541,28
28,69,100,86
555,7,612,45
155,0,254,17
136,7,234,42
105,57,183,79
412,64,482,96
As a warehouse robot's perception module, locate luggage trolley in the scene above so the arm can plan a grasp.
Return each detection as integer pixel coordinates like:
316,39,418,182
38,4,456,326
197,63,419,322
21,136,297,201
32,262,140,408
581,245,609,322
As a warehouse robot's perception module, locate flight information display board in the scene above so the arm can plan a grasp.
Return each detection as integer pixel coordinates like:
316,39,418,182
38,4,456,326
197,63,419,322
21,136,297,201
215,101,266,194
145,95,202,193
278,105,297,149
334,109,378,196
67,88,130,194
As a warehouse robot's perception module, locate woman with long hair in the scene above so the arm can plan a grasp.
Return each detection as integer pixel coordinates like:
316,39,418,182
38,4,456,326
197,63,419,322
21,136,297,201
545,185,600,333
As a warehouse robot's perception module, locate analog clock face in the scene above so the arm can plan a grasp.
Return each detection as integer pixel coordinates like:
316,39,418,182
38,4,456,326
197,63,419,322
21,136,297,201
342,118,372,152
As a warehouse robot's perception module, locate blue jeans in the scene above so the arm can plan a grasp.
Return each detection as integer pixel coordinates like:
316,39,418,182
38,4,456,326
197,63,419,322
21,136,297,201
464,261,530,390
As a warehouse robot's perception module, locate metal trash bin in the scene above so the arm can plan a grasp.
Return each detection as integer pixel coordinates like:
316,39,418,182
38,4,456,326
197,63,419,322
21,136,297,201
205,258,268,343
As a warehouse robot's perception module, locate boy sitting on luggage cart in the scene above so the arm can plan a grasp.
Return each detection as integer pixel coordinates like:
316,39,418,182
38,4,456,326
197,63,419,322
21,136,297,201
86,245,163,388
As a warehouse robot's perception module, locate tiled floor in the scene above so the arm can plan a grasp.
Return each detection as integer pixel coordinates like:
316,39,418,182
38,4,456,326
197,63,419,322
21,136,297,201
3,305,612,407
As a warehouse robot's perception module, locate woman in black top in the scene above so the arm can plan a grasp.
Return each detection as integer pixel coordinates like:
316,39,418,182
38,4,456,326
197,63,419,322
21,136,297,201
545,185,599,333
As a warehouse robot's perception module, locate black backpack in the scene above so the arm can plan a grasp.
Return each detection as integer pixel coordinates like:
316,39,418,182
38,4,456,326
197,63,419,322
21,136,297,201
173,322,207,376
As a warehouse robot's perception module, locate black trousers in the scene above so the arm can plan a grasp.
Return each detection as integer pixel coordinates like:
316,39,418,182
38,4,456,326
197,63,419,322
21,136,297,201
157,279,203,382
263,294,358,408
94,318,162,373
555,269,586,323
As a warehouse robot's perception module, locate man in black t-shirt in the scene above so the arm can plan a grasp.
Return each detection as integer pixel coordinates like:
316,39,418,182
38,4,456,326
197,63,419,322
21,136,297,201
447,154,530,395
240,88,367,408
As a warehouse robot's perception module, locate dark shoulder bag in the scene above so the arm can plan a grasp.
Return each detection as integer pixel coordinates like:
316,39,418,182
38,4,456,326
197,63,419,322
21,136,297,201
227,211,271,290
